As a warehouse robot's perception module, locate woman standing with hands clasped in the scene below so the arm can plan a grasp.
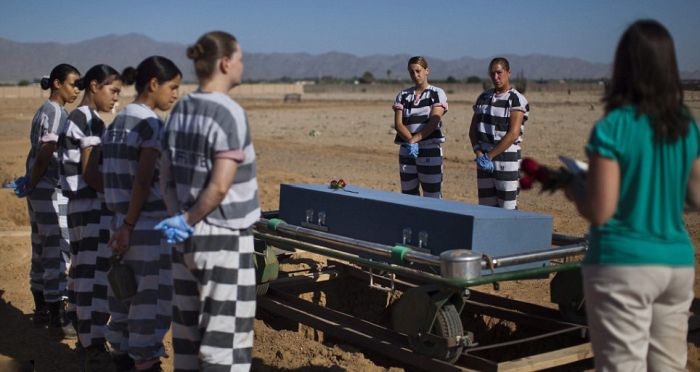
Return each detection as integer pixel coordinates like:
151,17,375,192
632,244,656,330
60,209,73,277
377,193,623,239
156,31,260,371
392,56,448,198
18,64,80,339
469,57,529,210
566,20,700,371
59,64,123,370
102,56,181,372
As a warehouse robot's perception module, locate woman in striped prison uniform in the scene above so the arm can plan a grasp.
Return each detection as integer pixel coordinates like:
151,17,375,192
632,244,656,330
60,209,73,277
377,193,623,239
156,31,260,372
102,56,181,372
58,64,122,370
469,57,529,210
18,64,80,338
393,56,448,198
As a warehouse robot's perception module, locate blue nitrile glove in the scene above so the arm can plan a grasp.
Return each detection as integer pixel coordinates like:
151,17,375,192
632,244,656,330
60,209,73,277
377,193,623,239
154,214,194,244
163,227,191,244
6,176,27,189
14,177,34,198
406,143,419,158
476,154,495,173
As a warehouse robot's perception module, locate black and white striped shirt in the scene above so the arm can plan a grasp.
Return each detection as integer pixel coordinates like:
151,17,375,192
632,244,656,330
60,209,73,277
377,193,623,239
102,103,167,218
161,91,260,230
472,88,529,153
59,106,105,199
26,100,67,184
392,85,448,144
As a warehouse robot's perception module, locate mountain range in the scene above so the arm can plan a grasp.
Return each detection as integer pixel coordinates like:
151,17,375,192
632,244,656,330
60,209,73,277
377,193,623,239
1,33,698,83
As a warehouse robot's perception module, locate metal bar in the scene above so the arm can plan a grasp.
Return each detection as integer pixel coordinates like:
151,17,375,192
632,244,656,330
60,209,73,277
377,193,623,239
256,217,585,272
486,244,587,268
255,230,581,288
255,218,441,266
269,270,341,287
464,326,586,353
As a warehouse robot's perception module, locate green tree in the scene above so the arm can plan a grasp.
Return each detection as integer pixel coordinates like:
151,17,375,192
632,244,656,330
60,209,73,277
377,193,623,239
17,80,31,86
514,70,527,94
359,71,375,84
465,75,482,84
445,76,459,84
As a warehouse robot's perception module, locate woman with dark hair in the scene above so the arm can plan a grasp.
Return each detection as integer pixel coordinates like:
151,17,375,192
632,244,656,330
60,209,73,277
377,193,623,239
16,64,80,338
392,56,448,198
156,31,260,371
58,64,123,370
567,19,700,371
469,57,529,210
102,56,181,372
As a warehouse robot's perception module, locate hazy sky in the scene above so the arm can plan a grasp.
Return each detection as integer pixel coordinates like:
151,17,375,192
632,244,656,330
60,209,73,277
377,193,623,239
2,0,699,71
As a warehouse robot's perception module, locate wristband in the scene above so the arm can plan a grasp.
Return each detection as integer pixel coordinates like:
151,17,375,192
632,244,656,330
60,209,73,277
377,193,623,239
472,144,481,152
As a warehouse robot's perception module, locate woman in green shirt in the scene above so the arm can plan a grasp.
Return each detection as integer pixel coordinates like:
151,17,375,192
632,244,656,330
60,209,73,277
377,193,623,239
568,20,700,371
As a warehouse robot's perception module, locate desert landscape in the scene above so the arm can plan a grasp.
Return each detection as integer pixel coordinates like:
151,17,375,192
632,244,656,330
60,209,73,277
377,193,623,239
0,84,698,371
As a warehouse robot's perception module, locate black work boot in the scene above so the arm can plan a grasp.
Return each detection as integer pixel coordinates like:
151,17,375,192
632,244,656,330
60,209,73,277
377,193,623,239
48,300,77,339
31,290,49,326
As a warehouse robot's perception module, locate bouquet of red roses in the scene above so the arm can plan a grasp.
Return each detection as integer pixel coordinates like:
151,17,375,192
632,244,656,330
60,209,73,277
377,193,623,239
520,157,586,193
329,178,358,193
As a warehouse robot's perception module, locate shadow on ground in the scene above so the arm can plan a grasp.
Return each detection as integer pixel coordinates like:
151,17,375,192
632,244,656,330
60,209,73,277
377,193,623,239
0,290,79,372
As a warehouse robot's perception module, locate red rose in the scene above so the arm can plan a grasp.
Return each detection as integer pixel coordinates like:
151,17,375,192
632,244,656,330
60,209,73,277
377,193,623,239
330,180,339,189
338,179,346,188
534,167,551,183
519,175,534,190
521,158,540,176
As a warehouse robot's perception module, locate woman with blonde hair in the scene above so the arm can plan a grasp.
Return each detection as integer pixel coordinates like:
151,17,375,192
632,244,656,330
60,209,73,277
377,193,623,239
392,56,448,198
156,31,260,371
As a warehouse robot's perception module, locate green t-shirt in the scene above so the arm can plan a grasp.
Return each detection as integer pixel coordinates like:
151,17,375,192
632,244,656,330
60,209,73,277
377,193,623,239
584,106,699,266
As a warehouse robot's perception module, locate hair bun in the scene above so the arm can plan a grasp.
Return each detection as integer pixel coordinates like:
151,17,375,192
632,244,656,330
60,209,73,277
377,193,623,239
40,76,51,90
75,78,85,91
121,66,137,86
187,43,205,60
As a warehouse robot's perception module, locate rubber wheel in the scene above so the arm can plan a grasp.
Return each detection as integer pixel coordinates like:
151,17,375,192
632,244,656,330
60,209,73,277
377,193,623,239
256,282,270,297
408,304,464,363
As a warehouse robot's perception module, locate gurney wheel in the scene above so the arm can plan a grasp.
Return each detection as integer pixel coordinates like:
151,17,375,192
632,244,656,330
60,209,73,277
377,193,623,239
408,303,464,363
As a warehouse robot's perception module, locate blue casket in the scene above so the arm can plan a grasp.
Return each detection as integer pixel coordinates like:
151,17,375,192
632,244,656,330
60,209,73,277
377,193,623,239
278,184,553,271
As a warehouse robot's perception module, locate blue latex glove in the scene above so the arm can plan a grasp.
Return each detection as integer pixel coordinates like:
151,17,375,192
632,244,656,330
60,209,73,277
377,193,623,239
476,154,495,173
5,176,27,189
154,214,194,244
13,176,33,198
405,143,419,159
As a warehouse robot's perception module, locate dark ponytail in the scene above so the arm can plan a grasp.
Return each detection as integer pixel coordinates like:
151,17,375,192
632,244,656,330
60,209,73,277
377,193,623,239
121,56,181,94
75,64,120,92
41,63,80,91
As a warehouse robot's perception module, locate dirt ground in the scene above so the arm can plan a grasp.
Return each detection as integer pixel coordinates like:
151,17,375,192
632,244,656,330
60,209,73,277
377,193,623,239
0,86,698,371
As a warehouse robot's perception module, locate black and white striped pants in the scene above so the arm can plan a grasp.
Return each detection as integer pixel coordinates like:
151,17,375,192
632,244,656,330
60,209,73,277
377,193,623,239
172,224,256,372
398,143,443,198
27,180,70,303
477,149,521,210
107,213,172,363
66,197,113,348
